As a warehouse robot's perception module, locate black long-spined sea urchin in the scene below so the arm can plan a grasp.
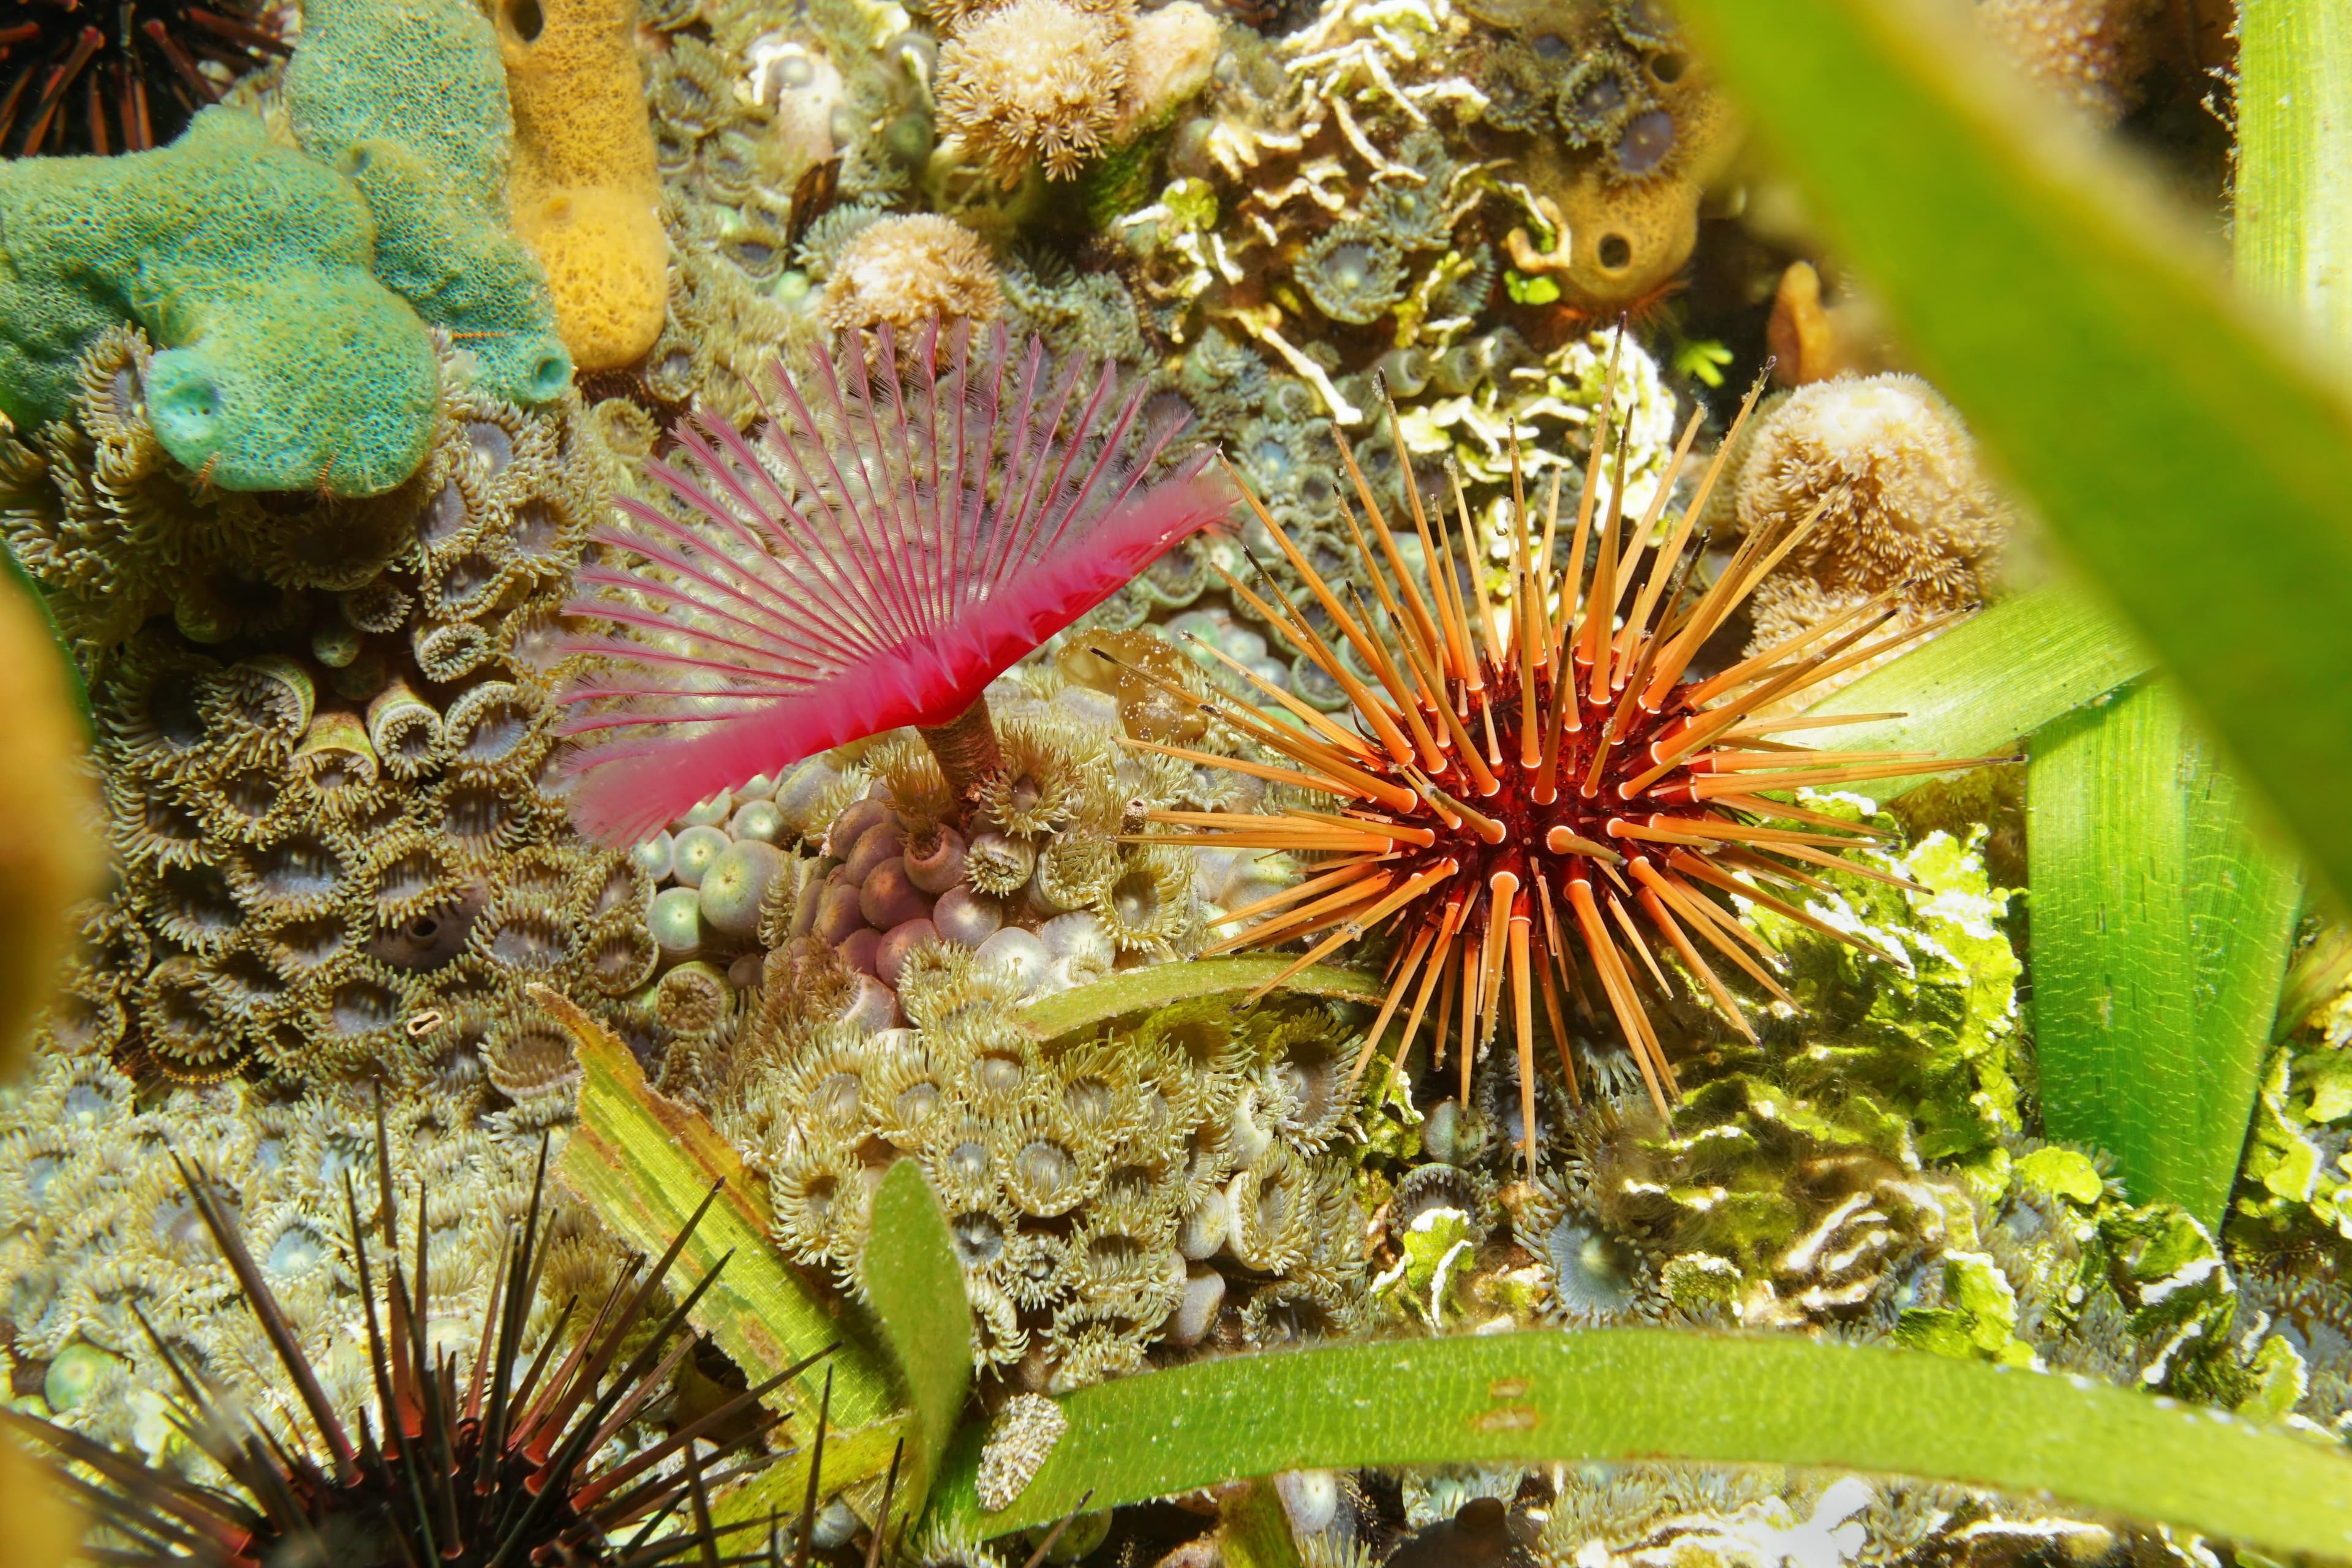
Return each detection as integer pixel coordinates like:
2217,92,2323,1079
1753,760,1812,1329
8,1114,824,1566
1,1,289,158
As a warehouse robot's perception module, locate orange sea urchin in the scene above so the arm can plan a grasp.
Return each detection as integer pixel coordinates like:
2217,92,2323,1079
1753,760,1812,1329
1126,347,1995,1177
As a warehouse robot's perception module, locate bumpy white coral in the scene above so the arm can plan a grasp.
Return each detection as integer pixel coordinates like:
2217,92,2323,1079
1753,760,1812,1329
821,214,1006,336
1716,374,2012,662
1118,1,1221,137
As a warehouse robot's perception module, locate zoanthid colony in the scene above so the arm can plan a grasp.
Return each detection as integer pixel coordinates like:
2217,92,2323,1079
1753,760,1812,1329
4,326,641,1089
720,953,1366,1388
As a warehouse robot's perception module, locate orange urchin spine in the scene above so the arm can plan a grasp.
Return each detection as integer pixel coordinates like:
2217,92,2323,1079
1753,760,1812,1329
1120,350,1999,1180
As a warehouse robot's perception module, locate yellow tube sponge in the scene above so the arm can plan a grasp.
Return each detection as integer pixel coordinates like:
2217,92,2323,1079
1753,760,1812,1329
492,0,669,371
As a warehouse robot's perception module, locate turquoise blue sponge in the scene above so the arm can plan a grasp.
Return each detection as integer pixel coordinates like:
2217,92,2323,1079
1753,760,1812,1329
285,0,572,407
0,108,439,497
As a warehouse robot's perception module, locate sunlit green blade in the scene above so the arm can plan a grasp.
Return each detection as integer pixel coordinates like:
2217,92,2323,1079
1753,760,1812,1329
2237,0,2352,341
862,1160,973,1515
1018,957,1381,1041
922,1330,2352,1556
537,986,900,1431
1804,584,2149,797
2027,684,2302,1227
1673,0,2352,902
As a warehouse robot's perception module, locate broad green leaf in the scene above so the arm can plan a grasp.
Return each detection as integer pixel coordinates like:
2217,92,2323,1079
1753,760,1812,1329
1018,957,1381,1041
722,1421,908,1536
1803,585,2148,797
2237,0,2352,341
922,1330,2352,1558
862,1161,973,1515
2027,685,2302,1227
537,986,900,1434
1672,0,2352,902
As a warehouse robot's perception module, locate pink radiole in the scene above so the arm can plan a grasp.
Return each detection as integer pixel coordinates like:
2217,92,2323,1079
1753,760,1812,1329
556,320,1228,843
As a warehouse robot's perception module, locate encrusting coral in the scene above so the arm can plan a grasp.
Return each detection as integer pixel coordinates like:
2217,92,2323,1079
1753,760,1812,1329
822,214,1007,336
1148,0,1736,341
1586,820,2024,1330
1089,0,1711,665
1705,374,2014,665
623,0,884,425
284,0,575,409
715,942,1366,1388
556,319,1226,843
2235,960,2352,1273
6,1,2331,1558
5,327,639,1087
0,108,440,497
496,0,672,371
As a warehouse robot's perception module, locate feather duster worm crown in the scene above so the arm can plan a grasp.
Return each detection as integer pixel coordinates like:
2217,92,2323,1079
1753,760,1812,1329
1127,339,2000,1178
556,320,1228,842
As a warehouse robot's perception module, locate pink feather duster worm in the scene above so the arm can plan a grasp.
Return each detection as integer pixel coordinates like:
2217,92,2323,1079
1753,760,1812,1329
556,320,1229,844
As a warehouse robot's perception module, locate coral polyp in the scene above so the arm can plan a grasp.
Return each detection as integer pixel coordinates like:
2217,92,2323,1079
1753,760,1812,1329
1140,356,1995,1171
1,0,288,158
